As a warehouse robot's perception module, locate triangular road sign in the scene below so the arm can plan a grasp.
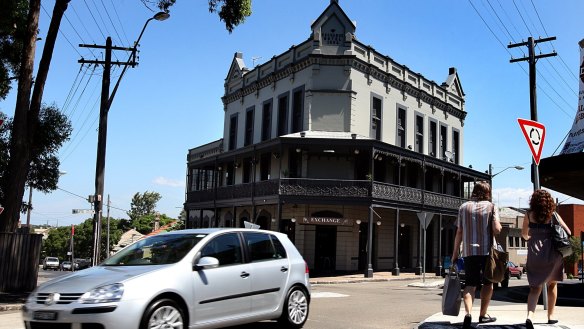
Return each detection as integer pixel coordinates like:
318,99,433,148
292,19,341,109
518,118,546,165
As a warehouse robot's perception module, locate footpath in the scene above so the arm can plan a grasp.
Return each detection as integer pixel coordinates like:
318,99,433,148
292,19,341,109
310,272,584,329
2,271,583,329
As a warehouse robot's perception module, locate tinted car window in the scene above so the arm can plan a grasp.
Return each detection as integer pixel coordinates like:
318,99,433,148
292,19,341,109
201,233,242,266
244,232,287,262
271,235,287,259
104,234,206,266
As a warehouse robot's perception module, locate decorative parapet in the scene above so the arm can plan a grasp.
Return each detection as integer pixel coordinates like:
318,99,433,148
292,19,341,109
188,140,223,162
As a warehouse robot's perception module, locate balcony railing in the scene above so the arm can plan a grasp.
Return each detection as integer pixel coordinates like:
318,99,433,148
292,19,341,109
186,179,464,210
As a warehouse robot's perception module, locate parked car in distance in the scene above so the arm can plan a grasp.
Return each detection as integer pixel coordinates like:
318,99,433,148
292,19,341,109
508,261,523,279
60,261,72,271
23,229,311,329
42,257,60,271
73,258,91,270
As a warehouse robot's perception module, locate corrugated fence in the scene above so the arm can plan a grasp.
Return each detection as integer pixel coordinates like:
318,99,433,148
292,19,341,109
0,233,42,292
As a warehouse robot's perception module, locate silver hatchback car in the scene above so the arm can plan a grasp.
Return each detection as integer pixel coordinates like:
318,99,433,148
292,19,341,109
23,228,311,329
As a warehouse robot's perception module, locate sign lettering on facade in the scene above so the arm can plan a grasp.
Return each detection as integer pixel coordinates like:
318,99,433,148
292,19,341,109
322,32,345,45
300,217,355,226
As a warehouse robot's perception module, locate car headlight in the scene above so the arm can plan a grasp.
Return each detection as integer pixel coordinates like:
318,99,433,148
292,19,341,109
80,283,124,304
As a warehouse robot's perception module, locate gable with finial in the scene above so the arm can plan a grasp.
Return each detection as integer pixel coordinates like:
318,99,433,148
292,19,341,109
442,67,465,97
225,52,247,84
311,0,356,52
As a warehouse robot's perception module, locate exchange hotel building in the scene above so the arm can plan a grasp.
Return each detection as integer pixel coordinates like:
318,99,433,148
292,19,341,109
185,1,489,276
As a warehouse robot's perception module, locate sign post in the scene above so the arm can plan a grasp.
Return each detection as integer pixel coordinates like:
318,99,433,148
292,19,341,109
518,118,547,308
417,212,434,283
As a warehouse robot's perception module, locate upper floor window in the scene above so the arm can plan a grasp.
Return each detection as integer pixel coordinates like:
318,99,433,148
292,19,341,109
452,130,460,164
440,125,447,160
429,120,437,157
397,106,406,148
244,107,254,146
277,93,289,136
228,114,238,151
371,96,382,140
415,114,424,153
291,87,304,133
261,100,272,141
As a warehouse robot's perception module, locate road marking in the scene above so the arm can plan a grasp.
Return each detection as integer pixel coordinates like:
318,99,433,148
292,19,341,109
311,292,349,298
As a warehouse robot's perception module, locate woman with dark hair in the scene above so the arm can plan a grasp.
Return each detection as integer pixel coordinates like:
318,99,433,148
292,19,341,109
522,189,571,328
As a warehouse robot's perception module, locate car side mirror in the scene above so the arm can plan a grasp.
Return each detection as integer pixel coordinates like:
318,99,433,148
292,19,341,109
194,256,219,271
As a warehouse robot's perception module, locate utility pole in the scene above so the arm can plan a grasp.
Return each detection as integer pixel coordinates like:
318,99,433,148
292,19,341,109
508,35,556,310
508,36,556,191
106,194,110,257
79,38,135,266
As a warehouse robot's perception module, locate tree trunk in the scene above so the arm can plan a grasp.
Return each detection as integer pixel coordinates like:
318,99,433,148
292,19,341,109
0,0,70,232
0,0,40,233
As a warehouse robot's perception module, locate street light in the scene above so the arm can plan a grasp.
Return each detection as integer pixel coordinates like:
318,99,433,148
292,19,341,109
489,164,524,177
108,11,170,108
91,12,169,266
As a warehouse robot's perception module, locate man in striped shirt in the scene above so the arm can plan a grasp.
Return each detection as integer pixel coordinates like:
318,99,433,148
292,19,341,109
451,181,502,328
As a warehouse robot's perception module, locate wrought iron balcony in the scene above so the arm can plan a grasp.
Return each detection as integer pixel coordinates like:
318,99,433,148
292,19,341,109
186,178,465,210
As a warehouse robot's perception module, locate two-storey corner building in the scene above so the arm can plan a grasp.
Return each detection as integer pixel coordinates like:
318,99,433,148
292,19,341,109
185,1,490,277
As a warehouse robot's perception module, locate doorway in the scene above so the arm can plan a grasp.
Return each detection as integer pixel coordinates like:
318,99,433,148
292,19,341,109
358,222,378,271
315,226,336,274
398,225,411,269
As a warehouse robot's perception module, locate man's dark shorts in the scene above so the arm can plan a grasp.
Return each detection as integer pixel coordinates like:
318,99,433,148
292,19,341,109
463,255,494,287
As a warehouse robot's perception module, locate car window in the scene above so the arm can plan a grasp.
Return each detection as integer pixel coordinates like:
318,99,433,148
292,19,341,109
244,232,287,262
201,233,243,266
104,234,206,266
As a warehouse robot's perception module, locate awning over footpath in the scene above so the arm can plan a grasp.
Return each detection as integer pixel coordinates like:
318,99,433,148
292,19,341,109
539,152,584,200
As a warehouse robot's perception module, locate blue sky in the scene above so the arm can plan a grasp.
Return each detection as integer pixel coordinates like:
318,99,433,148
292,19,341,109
1,0,583,227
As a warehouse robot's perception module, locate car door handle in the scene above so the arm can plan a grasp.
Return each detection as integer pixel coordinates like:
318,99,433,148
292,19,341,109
280,266,288,272
240,271,250,278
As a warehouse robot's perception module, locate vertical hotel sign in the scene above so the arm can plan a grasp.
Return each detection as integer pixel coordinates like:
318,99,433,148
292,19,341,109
560,38,584,154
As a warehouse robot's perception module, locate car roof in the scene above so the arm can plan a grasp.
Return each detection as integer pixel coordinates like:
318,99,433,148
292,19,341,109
158,228,287,238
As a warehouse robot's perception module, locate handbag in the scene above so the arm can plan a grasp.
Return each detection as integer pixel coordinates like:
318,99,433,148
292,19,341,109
484,204,509,283
442,266,462,316
551,212,572,258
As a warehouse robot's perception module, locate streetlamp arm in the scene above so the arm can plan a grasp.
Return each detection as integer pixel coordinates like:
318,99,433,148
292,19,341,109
107,12,169,110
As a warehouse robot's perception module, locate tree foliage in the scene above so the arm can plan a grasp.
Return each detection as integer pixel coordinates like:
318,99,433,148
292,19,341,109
142,0,252,33
0,0,28,99
566,235,582,268
41,217,124,261
127,191,161,222
0,105,71,208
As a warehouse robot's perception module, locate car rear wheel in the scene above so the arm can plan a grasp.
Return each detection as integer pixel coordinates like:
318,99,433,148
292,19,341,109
278,287,309,328
140,298,185,329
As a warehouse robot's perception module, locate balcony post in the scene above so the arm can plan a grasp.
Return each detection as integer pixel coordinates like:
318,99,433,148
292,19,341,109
392,208,400,276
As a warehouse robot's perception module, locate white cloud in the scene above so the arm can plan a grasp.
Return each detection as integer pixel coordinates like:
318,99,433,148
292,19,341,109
493,187,584,208
153,177,184,188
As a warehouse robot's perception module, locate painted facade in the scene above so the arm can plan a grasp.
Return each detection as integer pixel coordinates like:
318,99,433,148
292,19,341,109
185,1,490,276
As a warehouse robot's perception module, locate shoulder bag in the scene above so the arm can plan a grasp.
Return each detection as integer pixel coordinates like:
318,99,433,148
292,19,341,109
551,212,572,258
484,203,508,283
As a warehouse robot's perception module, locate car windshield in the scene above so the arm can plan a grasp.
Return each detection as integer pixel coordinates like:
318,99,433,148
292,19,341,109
103,233,207,266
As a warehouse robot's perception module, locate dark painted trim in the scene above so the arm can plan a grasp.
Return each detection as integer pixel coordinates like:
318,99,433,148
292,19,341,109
200,287,280,305
72,306,117,314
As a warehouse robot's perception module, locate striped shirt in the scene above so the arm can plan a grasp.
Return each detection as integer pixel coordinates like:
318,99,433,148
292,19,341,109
456,200,500,257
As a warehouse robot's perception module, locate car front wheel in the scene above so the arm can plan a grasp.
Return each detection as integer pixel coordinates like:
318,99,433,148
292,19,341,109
140,298,185,329
278,287,309,328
